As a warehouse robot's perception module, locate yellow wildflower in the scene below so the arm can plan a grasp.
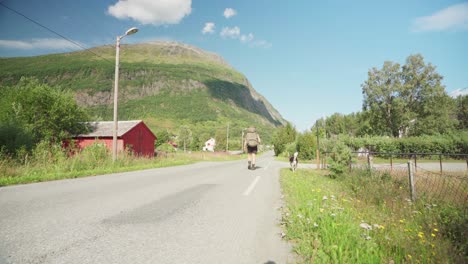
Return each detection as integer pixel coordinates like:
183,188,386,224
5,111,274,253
431,233,436,237
433,228,439,232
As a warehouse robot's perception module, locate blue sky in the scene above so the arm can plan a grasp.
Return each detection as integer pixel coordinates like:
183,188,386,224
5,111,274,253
1,0,467,131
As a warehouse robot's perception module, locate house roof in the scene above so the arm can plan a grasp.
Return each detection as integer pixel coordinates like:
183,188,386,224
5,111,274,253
77,120,144,137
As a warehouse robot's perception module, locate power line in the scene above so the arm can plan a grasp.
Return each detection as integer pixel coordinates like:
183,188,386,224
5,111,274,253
0,2,114,65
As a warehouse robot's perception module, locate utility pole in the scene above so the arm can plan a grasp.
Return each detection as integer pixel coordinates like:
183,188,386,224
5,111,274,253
226,123,229,152
316,120,320,169
112,27,138,162
241,128,245,153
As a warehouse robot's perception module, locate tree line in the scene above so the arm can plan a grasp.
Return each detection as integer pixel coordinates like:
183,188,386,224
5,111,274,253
273,54,467,159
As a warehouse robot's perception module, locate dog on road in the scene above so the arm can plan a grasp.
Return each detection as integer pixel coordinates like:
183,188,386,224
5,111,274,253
289,152,299,172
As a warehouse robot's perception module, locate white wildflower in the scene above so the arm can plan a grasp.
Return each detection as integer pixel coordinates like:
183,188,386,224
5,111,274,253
360,223,373,230
322,196,328,201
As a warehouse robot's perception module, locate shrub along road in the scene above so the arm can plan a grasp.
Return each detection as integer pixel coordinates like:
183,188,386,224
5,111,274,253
0,151,294,264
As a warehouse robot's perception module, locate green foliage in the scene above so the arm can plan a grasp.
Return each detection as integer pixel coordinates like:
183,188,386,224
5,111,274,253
323,132,468,158
455,95,468,130
437,204,467,257
282,142,297,158
361,54,457,137
154,129,171,148
296,131,316,160
190,135,203,151
214,128,227,152
156,143,176,153
0,77,89,147
177,125,193,152
327,141,352,177
0,121,34,156
281,169,466,263
273,123,297,156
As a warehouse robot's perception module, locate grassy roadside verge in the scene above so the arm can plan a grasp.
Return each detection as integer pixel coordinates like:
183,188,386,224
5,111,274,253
280,169,466,263
0,150,244,187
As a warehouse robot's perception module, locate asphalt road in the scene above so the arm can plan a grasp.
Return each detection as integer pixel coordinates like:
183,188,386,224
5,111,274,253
0,151,295,264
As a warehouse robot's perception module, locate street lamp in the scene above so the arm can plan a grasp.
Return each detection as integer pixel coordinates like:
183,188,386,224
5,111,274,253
113,27,138,161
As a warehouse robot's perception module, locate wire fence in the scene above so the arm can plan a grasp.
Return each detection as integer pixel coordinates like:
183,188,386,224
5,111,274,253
321,152,468,205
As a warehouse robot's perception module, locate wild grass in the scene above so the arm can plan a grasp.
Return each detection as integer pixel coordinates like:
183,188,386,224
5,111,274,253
280,169,466,264
0,143,243,186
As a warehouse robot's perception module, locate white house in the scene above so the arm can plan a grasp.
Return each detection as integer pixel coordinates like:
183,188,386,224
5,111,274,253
202,138,216,152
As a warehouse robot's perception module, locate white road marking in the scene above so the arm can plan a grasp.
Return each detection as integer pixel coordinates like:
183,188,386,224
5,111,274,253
243,176,261,196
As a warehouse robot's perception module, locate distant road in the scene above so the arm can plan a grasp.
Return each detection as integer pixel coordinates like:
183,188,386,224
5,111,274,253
0,151,294,264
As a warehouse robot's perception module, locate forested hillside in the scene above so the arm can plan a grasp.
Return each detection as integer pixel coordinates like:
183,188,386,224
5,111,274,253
0,41,287,149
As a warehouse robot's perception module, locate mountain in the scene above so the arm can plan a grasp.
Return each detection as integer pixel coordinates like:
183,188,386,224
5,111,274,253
0,41,287,145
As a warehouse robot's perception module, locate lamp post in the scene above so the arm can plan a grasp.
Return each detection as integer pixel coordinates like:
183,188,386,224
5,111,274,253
113,27,138,161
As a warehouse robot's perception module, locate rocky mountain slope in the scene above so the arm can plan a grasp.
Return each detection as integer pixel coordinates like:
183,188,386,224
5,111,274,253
0,41,287,144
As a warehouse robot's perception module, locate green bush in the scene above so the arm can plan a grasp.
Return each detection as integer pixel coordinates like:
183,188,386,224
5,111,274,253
327,141,352,177
157,143,177,153
324,133,468,157
296,132,316,160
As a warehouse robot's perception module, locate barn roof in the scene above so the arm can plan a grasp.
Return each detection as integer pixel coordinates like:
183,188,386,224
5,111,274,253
77,120,143,137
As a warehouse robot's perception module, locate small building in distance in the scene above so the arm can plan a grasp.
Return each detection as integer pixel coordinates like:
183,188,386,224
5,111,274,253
202,138,216,152
73,120,157,157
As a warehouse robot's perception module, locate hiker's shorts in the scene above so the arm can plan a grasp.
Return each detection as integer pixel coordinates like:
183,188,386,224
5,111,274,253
247,146,258,154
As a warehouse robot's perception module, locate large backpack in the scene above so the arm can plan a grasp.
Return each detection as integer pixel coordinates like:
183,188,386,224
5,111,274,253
245,128,258,147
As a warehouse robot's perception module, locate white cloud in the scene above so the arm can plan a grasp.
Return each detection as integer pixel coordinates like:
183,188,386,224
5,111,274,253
240,33,254,43
449,88,468,98
220,26,241,38
223,8,237,19
412,2,468,32
0,39,81,50
219,26,271,48
250,40,272,49
108,0,192,26
202,22,215,34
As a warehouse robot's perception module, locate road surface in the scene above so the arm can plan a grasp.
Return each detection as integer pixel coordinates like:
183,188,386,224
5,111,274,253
0,151,295,264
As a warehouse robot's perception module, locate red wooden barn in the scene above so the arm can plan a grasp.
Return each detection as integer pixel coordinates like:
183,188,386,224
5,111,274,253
73,120,157,157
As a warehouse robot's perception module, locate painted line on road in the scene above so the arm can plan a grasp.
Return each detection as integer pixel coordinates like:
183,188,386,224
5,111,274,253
243,176,261,196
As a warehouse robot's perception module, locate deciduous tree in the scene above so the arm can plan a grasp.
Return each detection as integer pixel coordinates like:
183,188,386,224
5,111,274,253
0,77,89,154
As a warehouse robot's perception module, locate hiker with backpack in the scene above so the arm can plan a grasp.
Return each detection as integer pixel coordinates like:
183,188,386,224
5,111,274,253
244,127,261,170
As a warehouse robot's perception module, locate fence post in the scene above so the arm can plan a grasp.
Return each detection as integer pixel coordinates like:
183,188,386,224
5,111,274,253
413,155,417,172
390,154,393,172
349,156,352,172
408,161,416,202
367,152,371,170
439,154,443,175
323,153,327,169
